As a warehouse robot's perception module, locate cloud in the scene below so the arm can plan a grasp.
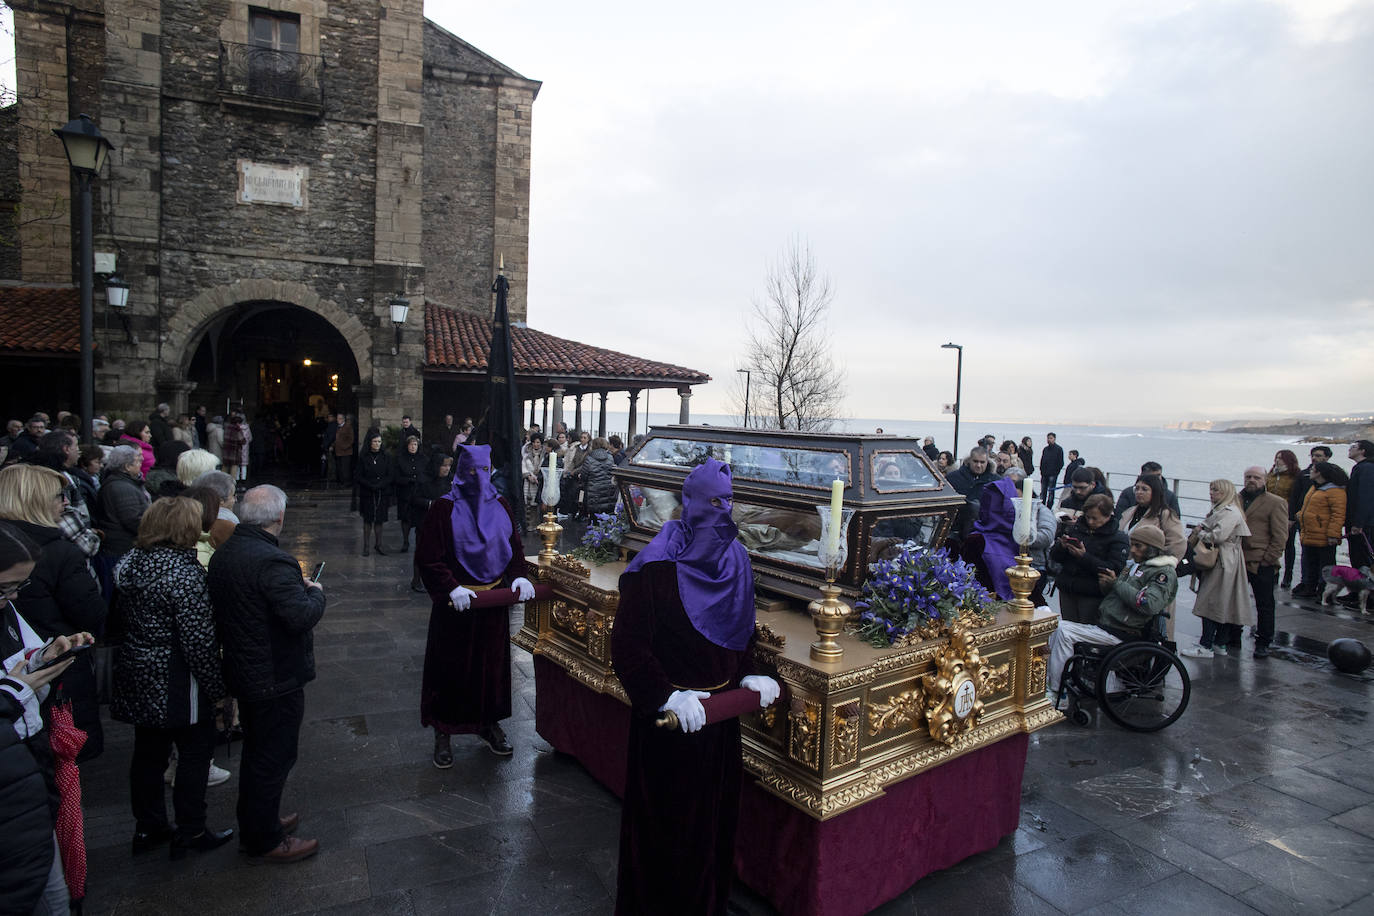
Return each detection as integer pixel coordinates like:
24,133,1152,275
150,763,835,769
428,0,1374,424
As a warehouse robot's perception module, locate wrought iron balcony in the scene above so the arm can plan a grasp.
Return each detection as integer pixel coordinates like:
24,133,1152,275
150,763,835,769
218,41,324,115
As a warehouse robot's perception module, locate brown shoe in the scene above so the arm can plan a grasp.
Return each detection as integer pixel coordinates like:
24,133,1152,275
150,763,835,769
279,812,300,834
248,836,318,865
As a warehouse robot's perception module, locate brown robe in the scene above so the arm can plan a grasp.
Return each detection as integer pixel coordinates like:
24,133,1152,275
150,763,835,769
611,560,754,916
415,496,526,734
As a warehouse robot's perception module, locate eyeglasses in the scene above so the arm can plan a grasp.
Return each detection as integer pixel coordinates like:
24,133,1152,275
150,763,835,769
0,578,31,597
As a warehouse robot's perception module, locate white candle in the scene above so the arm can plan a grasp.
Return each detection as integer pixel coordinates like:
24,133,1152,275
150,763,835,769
1021,475,1034,548
827,478,843,559
500,253,505,270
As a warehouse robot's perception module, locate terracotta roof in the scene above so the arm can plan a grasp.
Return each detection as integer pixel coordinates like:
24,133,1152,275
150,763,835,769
425,303,710,385
0,287,81,355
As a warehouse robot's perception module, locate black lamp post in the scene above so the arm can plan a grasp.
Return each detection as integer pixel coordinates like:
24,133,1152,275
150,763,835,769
389,291,410,355
52,114,114,445
737,368,751,428
940,341,963,460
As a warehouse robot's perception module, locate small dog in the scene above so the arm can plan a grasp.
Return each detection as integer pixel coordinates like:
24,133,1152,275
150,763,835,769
1321,565,1374,614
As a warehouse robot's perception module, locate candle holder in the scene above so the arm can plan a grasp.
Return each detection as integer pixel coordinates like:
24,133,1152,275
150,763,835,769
537,512,563,564
1005,552,1039,615
810,510,853,662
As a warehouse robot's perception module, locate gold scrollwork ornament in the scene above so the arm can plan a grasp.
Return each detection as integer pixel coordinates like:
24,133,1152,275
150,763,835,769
920,621,1009,746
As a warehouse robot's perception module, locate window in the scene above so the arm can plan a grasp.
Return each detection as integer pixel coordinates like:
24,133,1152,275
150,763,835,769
250,10,300,52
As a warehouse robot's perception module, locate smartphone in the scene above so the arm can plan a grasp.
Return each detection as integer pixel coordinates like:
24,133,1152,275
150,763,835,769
312,561,326,582
33,642,93,671
1062,536,1082,547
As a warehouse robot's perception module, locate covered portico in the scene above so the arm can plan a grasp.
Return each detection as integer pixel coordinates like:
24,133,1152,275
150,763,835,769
422,303,710,440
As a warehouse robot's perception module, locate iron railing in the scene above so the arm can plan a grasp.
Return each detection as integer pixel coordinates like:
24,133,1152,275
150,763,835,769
218,41,323,108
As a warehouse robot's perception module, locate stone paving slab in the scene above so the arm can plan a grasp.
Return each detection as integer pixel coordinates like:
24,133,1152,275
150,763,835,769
75,491,1373,915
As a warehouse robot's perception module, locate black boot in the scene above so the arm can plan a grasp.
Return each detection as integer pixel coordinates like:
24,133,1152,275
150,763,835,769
361,522,371,557
170,826,234,860
401,524,411,552
373,524,387,555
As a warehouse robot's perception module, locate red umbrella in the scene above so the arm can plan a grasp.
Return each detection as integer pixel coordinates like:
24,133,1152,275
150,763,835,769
47,700,87,904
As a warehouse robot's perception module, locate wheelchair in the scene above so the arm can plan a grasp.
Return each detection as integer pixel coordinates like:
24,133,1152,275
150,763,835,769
1053,616,1191,732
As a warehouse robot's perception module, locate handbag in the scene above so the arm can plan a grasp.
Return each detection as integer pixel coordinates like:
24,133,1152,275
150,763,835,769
1193,539,1219,571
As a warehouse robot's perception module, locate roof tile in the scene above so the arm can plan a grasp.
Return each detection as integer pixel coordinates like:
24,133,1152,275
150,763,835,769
424,303,710,385
0,287,81,354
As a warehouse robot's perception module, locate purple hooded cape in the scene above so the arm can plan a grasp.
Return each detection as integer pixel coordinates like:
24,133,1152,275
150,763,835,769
973,476,1020,599
447,445,514,582
624,458,755,650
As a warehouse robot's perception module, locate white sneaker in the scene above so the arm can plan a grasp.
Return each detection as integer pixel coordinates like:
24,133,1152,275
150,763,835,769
207,761,231,787
1179,645,1214,659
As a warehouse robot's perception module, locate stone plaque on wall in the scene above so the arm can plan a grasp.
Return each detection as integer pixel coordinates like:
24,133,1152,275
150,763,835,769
237,160,308,208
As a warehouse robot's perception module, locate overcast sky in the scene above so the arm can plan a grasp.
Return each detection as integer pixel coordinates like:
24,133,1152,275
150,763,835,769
425,0,1374,426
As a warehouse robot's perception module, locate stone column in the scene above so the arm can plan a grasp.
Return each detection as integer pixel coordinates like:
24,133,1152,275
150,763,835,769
551,386,565,434
528,399,536,427
597,392,608,439
678,387,693,424
627,389,641,441
541,398,549,434
574,393,584,434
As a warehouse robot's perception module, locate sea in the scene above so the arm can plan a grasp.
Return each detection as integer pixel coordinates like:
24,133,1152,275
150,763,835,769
580,411,1348,524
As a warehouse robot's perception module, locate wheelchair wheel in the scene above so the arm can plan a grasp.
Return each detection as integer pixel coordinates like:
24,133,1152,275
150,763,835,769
1071,706,1091,727
1096,643,1190,732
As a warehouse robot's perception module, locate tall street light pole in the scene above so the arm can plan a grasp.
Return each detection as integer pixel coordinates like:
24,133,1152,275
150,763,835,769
737,368,751,428
940,342,963,460
53,114,114,445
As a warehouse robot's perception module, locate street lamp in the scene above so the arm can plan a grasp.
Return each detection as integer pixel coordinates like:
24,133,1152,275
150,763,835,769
737,368,751,428
105,273,136,344
940,342,963,460
389,291,410,355
53,114,114,445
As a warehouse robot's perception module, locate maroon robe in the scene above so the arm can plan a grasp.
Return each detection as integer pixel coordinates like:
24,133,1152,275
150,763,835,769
611,560,755,916
416,496,526,734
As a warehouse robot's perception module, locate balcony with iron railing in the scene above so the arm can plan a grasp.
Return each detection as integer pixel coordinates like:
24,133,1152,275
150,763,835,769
218,41,325,117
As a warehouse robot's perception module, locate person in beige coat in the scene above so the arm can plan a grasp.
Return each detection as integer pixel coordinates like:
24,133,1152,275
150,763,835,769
1181,479,1252,659
1240,467,1288,658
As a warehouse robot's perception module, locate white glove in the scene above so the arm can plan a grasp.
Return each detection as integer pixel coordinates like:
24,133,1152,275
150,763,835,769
741,675,782,708
660,689,710,733
449,585,477,611
511,577,535,601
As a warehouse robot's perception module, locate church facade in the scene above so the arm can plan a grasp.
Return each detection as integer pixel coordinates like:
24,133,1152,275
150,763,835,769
2,0,539,430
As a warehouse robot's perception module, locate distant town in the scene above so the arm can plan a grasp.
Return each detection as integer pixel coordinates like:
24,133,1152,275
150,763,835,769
1166,415,1374,440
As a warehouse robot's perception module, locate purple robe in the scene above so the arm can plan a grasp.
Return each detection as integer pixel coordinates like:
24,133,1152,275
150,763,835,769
612,560,755,916
416,495,526,734
973,477,1020,599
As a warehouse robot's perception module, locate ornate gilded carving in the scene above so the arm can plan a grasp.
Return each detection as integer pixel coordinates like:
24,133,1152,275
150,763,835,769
866,687,925,737
832,700,861,766
920,621,1009,746
788,698,820,768
586,613,610,663
551,554,591,578
1029,645,1048,696
758,704,778,731
755,621,787,649
551,601,587,638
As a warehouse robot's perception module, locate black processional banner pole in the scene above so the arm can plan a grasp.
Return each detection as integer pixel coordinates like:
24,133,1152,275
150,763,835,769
483,262,526,532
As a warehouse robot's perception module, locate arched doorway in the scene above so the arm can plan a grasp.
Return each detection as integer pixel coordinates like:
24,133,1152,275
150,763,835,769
186,301,362,471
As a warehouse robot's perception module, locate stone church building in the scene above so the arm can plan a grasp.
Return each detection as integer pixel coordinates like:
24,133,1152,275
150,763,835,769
1,0,706,438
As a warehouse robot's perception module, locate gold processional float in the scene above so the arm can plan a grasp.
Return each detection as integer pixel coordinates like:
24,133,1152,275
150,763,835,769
513,427,1062,916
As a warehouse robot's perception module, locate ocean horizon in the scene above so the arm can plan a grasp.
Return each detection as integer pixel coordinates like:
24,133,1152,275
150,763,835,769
553,410,1350,523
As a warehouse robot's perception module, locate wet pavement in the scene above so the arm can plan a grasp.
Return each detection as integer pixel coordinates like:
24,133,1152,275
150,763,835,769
78,485,1374,915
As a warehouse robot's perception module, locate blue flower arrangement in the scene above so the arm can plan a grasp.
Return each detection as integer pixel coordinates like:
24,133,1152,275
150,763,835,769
572,508,629,566
853,546,995,647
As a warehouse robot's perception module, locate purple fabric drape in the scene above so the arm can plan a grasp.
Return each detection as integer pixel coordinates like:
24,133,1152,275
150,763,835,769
973,477,1020,599
625,459,755,650
446,445,513,582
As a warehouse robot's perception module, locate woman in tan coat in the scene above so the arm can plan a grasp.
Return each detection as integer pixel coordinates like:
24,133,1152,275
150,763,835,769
1293,462,1348,597
1181,479,1252,659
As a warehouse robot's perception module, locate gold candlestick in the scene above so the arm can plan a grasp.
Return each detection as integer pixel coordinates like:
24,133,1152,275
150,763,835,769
537,511,563,563
808,577,851,663
1005,553,1039,615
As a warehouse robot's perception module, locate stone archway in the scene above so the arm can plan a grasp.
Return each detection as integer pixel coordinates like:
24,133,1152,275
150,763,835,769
165,279,374,383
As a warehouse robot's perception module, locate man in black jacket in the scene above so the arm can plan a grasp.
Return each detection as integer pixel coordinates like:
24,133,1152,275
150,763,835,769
944,448,998,541
1039,433,1064,507
208,485,326,864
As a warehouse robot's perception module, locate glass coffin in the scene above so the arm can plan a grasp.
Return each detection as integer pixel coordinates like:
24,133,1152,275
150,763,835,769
616,426,965,601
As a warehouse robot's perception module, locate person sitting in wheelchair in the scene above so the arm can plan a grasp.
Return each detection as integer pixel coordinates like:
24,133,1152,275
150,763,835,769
1048,525,1179,696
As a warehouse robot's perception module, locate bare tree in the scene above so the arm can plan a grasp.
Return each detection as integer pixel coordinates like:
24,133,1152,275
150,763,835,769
734,237,845,431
